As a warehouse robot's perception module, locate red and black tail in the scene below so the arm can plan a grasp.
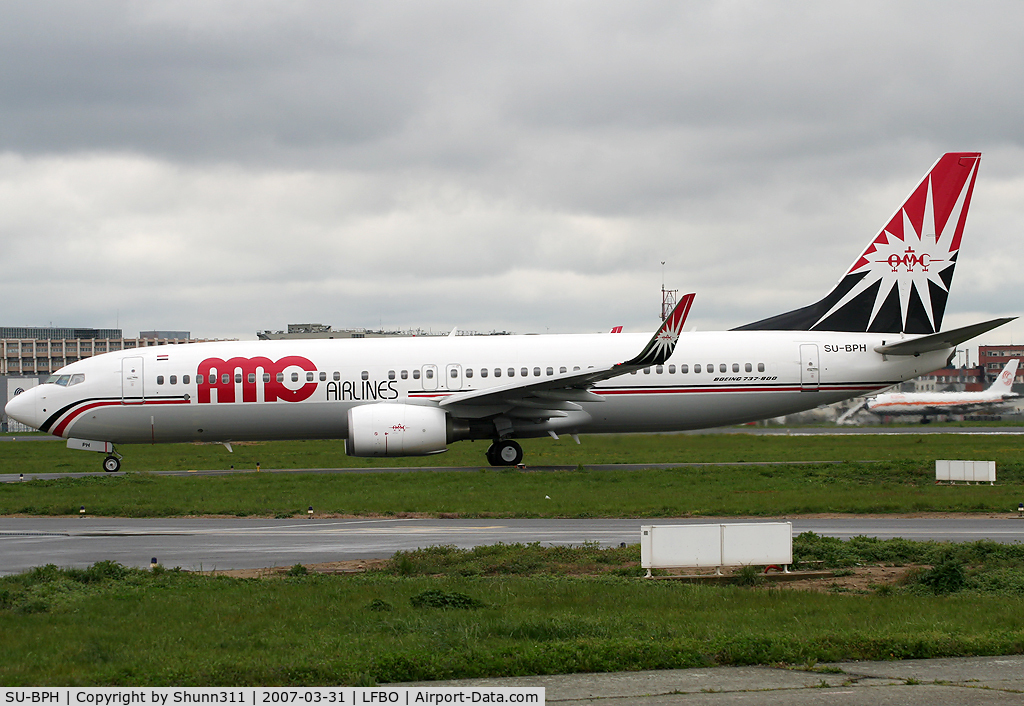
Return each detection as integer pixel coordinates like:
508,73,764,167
735,153,981,334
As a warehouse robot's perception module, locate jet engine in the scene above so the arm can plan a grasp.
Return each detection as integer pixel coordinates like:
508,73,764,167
346,403,455,457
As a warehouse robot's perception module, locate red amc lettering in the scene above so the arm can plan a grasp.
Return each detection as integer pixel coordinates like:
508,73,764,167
197,356,318,404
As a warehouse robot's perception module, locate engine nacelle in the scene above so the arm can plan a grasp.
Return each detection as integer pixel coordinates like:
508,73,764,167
346,403,449,457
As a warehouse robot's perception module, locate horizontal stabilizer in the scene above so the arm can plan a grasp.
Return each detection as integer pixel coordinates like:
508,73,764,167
873,317,1015,356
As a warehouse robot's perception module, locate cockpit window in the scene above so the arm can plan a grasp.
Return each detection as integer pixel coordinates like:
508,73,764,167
45,375,60,384
56,375,71,386
68,374,85,386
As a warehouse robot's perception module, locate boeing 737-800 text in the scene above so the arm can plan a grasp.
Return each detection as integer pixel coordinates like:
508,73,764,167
5,153,1013,470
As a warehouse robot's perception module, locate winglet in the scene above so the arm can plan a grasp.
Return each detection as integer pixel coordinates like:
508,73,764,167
620,293,695,367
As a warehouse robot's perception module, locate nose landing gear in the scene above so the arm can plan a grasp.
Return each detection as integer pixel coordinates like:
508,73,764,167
102,450,123,472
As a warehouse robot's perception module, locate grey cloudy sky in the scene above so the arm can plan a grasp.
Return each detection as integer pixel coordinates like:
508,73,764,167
2,1,1023,348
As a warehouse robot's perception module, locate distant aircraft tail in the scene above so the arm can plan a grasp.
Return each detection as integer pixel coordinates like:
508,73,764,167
987,359,1019,394
735,152,981,334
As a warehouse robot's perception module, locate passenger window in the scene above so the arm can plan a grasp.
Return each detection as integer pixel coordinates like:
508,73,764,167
235,374,242,383
450,368,458,378
263,373,271,383
631,370,637,375
573,366,580,371
157,376,164,385
277,373,284,383
426,369,434,379
183,375,190,384
521,367,528,376
732,363,739,372
413,369,421,379
668,365,675,374
169,375,176,385
70,373,86,386
466,369,473,378
533,367,541,376
508,368,515,377
643,367,651,374
220,374,229,384
248,373,256,383
546,367,553,376
758,363,765,372
334,372,341,381
291,372,299,382
680,364,688,373
361,371,368,381
694,364,701,373
319,372,327,382
196,374,204,384
719,364,727,373
745,363,752,372
656,365,663,374
480,368,488,378
494,368,501,377
401,370,408,379
559,366,566,373
306,372,315,382
388,370,395,380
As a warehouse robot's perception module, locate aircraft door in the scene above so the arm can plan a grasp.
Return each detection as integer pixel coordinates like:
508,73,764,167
121,356,145,404
446,364,463,390
800,344,819,391
421,365,438,391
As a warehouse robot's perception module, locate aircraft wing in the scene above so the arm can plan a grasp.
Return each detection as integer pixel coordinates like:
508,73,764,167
438,293,695,418
873,317,1015,356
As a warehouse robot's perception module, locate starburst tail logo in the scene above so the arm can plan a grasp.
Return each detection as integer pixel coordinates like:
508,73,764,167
813,153,981,334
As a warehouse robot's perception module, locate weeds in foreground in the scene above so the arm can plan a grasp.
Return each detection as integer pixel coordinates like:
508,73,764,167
3,544,1024,685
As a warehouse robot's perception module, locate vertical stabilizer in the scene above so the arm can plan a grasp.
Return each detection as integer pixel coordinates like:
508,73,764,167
988,359,1019,394
736,153,981,333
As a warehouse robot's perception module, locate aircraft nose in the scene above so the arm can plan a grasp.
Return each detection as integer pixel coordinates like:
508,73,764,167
5,387,40,430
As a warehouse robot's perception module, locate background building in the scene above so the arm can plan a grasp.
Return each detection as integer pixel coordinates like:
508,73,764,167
257,323,511,339
979,345,1024,382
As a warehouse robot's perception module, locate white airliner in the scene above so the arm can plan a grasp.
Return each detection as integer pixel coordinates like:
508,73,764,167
5,152,1015,471
838,359,1020,422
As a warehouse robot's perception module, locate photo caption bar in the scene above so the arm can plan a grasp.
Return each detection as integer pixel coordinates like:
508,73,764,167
2,689,544,706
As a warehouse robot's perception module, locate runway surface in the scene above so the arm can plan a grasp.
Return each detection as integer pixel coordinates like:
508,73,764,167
2,516,1022,575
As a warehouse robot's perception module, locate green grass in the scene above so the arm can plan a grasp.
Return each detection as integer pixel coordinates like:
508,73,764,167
4,431,1024,472
3,433,1023,516
3,543,1024,686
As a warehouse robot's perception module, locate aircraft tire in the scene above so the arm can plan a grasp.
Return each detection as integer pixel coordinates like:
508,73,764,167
103,456,121,473
492,439,523,467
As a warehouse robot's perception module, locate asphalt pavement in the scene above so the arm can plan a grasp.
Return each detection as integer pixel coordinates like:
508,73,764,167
403,655,1024,704
2,516,1023,575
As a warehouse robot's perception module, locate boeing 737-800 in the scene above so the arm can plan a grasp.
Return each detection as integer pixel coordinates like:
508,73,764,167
5,153,1014,470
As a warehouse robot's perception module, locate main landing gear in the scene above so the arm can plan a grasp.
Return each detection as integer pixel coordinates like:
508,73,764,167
486,439,524,467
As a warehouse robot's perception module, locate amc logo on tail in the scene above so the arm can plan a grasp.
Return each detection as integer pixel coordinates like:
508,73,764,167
197,356,318,404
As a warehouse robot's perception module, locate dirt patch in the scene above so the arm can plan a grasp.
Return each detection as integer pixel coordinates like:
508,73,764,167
778,565,917,593
647,564,921,593
204,559,389,578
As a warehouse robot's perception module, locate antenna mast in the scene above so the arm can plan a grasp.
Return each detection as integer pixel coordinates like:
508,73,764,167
660,261,678,322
